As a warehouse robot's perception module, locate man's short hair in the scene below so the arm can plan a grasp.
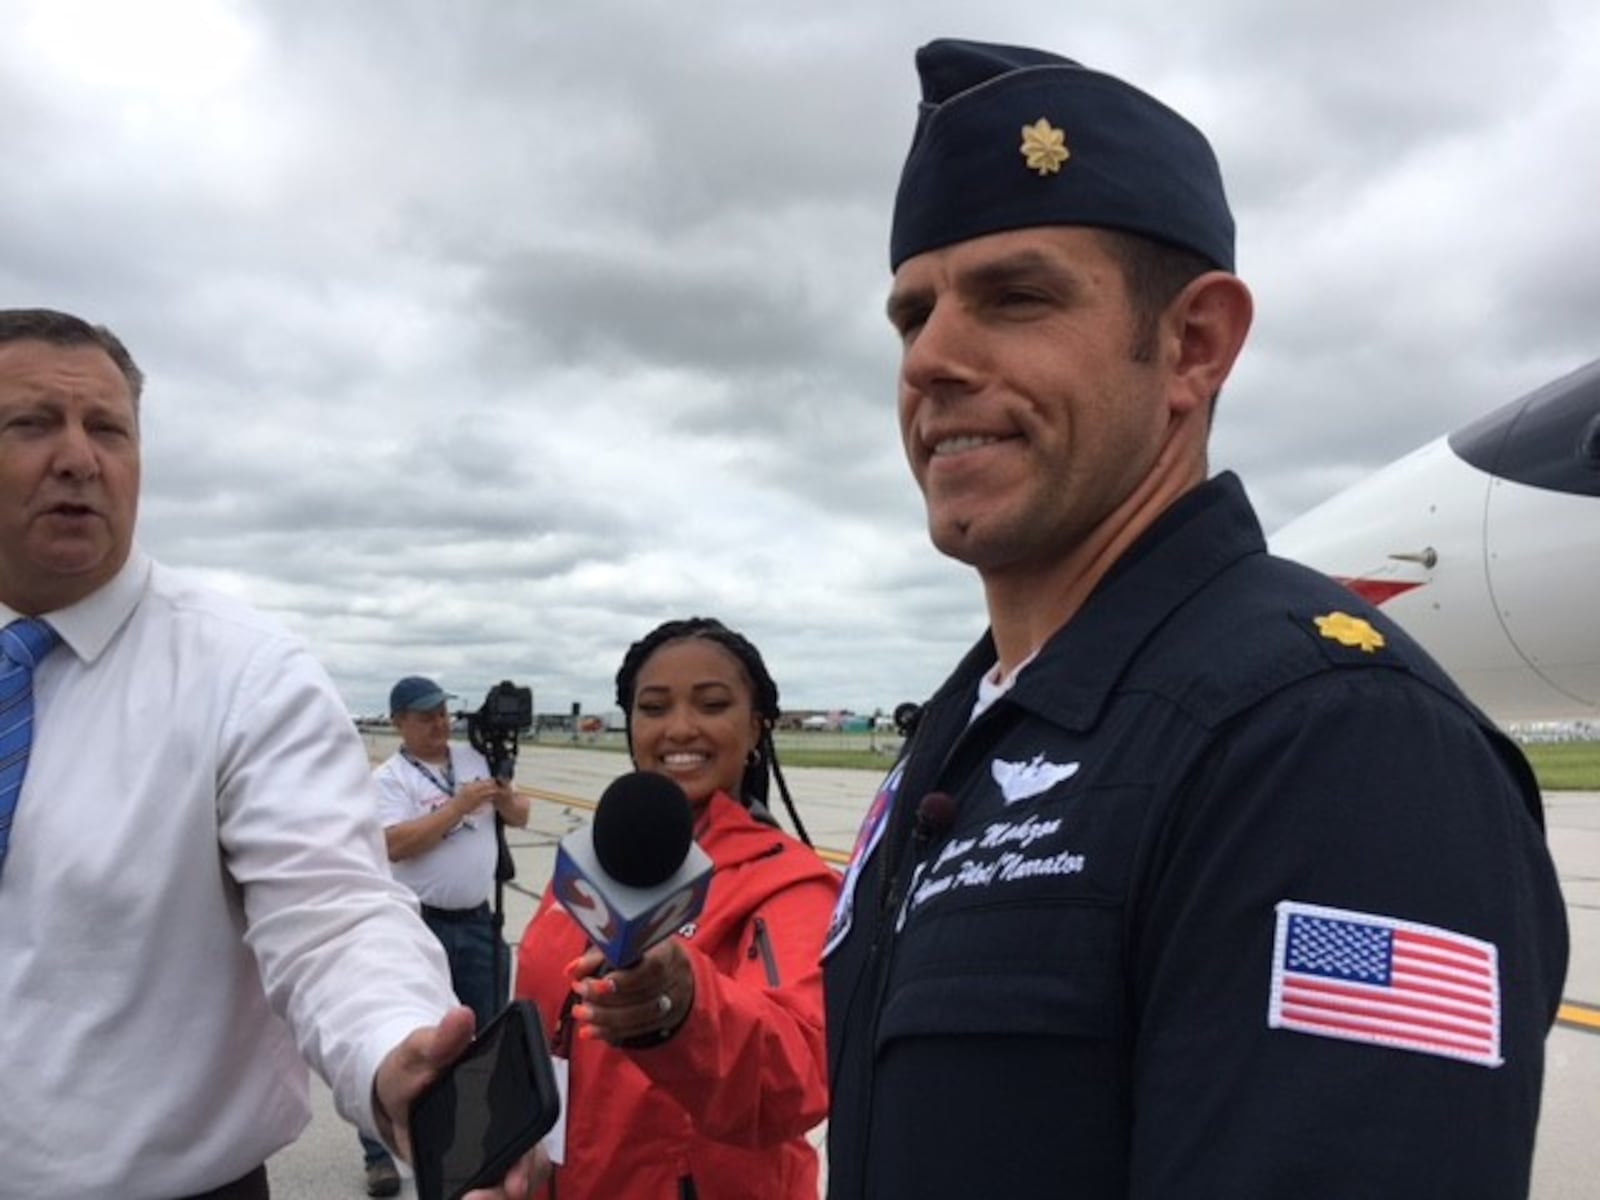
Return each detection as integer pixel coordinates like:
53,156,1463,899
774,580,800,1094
0,308,145,406
1096,230,1215,364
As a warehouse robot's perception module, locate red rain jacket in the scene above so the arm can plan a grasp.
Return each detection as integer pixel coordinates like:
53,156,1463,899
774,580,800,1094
515,790,839,1199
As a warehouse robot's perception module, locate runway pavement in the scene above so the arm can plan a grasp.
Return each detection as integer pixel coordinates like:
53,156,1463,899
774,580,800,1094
269,740,1600,1198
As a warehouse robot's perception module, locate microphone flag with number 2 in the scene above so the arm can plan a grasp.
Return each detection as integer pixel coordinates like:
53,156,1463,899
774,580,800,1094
552,772,713,968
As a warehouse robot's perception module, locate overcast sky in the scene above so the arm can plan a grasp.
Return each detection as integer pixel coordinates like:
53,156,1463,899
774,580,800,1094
4,0,1597,717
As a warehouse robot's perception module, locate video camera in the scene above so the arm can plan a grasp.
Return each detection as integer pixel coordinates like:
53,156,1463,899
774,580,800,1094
465,680,534,784
464,681,533,887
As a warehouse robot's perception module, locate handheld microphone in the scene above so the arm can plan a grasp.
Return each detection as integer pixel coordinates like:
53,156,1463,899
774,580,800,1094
551,772,713,969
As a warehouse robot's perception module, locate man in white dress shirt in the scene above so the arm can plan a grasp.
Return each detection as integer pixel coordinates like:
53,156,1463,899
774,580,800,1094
0,308,548,1200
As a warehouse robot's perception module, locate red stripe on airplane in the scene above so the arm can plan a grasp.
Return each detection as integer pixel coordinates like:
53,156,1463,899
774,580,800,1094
1333,578,1424,606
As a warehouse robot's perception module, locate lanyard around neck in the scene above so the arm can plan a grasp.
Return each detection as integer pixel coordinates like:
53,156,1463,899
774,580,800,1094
401,748,456,797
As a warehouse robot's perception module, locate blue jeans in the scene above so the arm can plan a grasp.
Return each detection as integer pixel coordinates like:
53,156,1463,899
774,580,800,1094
360,1130,392,1169
359,901,503,1167
421,902,501,1029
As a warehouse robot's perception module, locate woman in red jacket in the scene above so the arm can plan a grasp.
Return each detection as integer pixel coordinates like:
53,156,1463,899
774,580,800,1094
515,617,839,1199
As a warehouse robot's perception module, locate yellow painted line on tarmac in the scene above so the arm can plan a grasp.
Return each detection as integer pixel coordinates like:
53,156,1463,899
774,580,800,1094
518,784,596,813
519,784,852,866
1557,1002,1600,1033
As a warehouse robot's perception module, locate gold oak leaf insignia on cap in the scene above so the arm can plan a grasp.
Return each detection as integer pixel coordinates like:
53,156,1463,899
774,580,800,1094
1314,611,1386,654
1020,118,1069,175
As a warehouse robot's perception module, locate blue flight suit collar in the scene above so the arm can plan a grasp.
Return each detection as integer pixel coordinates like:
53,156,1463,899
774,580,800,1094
932,471,1266,734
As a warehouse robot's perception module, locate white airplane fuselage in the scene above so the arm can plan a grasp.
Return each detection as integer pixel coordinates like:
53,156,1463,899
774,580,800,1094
1269,359,1600,724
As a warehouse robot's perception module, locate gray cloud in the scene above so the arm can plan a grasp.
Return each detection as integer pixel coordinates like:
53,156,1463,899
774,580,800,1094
3,0,1596,719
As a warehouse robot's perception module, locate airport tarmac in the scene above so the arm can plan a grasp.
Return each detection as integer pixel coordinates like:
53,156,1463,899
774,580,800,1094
268,739,1600,1198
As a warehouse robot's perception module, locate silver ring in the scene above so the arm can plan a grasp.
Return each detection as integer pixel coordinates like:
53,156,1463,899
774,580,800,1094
656,993,673,1017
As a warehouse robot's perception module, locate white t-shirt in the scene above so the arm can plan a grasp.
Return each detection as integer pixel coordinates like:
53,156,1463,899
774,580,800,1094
971,648,1041,722
373,742,498,910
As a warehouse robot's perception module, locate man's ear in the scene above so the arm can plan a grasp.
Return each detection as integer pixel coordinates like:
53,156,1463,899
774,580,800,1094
1167,272,1253,414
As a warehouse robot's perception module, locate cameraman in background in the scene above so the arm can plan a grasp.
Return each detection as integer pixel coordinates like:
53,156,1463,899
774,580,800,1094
358,675,531,1197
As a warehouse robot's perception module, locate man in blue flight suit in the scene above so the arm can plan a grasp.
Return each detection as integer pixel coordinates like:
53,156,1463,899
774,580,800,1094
822,38,1568,1198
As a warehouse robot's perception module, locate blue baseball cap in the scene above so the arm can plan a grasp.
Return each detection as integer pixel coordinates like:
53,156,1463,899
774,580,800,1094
890,38,1235,272
389,676,454,714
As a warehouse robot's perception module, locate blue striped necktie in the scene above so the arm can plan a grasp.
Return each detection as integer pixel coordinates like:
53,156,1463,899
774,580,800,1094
0,618,61,878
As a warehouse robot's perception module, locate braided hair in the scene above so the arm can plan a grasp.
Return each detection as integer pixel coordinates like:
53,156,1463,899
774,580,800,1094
615,617,811,845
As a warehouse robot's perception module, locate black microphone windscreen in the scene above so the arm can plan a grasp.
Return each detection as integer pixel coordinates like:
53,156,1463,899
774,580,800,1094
592,771,694,888
915,791,957,839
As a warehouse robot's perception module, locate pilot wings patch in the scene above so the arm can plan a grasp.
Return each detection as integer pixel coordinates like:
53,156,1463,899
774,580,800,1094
991,753,1079,805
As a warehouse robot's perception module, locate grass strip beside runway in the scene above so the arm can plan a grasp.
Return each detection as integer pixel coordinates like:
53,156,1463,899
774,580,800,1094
526,735,1600,788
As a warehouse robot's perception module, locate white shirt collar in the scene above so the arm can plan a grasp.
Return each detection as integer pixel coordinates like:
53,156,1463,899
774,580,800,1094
0,547,152,665
970,646,1040,722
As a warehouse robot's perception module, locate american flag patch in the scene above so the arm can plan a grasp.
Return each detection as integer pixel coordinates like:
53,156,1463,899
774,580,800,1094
1268,900,1502,1068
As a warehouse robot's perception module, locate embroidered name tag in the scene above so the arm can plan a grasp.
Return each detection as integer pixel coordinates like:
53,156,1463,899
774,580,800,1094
1267,900,1502,1068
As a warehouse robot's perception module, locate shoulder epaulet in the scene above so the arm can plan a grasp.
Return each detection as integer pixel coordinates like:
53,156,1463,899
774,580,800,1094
1290,606,1405,668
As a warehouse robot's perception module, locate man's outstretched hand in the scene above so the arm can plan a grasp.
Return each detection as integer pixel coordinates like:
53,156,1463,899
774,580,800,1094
373,1005,552,1198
